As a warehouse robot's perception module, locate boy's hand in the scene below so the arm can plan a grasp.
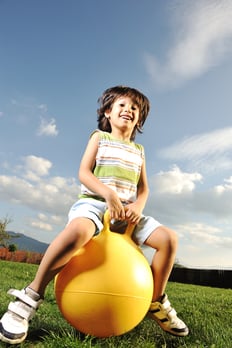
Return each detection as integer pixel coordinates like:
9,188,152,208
105,190,125,221
124,203,142,225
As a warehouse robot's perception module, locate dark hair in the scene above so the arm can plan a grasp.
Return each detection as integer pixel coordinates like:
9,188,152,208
97,85,150,141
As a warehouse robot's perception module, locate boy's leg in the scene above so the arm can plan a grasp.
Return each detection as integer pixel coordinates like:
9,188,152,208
145,226,189,336
29,217,96,296
145,226,177,301
0,217,96,345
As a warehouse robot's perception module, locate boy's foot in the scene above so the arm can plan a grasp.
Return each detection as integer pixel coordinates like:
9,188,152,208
0,287,43,345
148,294,189,337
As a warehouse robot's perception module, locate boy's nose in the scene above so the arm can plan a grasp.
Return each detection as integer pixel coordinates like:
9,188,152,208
124,106,132,113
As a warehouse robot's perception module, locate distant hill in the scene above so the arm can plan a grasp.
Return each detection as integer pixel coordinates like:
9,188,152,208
7,231,49,253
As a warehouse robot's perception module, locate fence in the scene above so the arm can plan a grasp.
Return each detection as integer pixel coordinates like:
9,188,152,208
169,268,232,289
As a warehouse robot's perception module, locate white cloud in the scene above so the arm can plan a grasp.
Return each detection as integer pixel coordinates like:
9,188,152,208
22,155,52,181
0,111,3,118
31,220,53,232
145,0,232,88
0,156,79,218
145,166,203,225
176,221,232,267
178,222,224,244
151,165,202,194
37,117,59,137
145,165,232,227
214,176,232,193
26,213,65,234
158,127,232,174
0,175,78,215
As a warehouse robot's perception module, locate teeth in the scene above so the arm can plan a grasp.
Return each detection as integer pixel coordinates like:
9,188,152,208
121,115,132,120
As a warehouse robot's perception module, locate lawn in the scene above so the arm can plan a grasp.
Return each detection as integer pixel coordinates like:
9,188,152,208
0,260,231,348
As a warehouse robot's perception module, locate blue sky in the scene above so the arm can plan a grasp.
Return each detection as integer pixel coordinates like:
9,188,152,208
1,0,232,268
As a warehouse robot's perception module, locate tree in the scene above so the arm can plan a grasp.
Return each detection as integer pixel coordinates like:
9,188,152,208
8,244,17,252
0,216,13,247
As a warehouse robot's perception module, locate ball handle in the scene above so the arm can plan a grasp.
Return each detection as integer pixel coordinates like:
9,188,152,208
103,210,136,238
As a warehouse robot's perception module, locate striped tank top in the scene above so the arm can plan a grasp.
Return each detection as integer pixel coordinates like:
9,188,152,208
80,130,144,203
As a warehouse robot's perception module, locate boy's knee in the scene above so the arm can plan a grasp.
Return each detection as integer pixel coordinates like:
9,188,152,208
145,226,178,251
170,229,178,248
163,228,178,254
168,227,178,242
64,218,96,247
159,226,178,251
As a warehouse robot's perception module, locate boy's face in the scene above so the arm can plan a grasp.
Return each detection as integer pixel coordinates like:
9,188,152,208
104,96,140,135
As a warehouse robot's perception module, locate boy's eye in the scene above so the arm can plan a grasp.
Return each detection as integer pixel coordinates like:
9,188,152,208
119,103,137,110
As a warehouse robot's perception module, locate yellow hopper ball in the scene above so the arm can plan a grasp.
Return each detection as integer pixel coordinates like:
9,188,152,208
55,210,153,337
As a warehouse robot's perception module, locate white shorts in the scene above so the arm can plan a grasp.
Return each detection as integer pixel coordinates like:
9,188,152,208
68,198,162,245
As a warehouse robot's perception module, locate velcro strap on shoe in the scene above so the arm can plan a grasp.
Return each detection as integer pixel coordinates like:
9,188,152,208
167,307,177,318
161,301,177,319
7,289,41,309
161,298,171,310
8,301,36,321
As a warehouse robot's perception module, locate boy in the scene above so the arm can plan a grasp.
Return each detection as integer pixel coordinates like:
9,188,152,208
0,86,188,344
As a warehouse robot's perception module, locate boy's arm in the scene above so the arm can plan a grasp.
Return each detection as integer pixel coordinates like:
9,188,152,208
125,157,149,224
78,131,125,220
136,159,150,210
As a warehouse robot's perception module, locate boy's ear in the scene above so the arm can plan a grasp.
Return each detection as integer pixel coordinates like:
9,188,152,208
104,109,111,118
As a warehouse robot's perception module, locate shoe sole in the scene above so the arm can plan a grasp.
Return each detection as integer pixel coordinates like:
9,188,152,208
0,330,27,345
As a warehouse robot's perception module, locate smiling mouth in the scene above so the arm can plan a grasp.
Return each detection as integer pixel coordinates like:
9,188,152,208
121,115,133,121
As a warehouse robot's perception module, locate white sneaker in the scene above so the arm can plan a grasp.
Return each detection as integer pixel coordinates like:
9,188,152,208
148,294,189,337
0,287,43,345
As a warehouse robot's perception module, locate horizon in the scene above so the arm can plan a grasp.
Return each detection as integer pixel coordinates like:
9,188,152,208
3,230,232,271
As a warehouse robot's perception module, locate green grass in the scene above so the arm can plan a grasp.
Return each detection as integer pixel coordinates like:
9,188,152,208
0,260,231,348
